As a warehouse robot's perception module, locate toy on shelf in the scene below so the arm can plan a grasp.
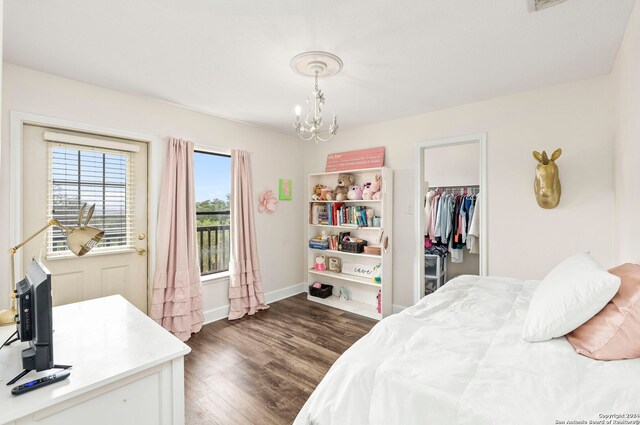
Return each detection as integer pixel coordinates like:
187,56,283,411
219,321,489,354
339,287,352,301
347,185,363,200
314,254,327,271
321,188,335,200
312,184,327,201
335,173,355,201
371,174,383,200
362,182,374,200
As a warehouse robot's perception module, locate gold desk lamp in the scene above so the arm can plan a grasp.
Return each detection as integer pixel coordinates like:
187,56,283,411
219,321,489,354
0,203,104,326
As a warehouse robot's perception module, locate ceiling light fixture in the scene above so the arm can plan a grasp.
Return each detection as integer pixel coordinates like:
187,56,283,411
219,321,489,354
291,51,343,143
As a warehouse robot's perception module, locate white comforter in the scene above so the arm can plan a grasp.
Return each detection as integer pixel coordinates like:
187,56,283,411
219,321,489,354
294,275,640,425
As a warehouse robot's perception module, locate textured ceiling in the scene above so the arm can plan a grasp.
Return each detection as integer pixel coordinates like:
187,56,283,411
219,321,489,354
4,0,636,134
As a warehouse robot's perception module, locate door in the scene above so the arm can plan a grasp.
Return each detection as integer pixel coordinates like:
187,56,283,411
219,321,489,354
21,124,149,313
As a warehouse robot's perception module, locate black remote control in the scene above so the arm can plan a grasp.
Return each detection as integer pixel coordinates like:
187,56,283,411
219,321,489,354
11,369,71,395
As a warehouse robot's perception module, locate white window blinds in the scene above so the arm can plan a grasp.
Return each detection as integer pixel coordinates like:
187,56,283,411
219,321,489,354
47,141,135,257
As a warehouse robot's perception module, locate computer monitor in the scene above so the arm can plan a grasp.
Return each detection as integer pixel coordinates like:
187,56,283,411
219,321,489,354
15,259,54,372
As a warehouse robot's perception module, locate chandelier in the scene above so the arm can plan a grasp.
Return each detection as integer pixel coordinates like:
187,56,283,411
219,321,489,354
290,51,343,143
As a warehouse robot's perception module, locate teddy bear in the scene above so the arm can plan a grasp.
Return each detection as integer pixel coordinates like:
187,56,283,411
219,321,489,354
347,185,363,200
311,184,326,201
371,174,383,200
334,173,355,201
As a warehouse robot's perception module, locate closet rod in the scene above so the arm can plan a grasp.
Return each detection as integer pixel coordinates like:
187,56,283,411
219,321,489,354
429,184,479,189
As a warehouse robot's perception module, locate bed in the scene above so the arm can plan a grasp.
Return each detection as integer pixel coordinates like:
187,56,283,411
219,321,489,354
294,275,640,425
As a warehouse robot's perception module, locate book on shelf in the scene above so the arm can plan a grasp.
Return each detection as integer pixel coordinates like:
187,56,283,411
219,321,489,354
310,203,379,228
334,205,376,227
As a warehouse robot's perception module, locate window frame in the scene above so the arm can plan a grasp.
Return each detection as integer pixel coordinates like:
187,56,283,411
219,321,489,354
194,146,232,284
46,141,136,259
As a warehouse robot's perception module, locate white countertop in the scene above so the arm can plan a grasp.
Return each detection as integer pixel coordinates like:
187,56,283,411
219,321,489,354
0,295,190,423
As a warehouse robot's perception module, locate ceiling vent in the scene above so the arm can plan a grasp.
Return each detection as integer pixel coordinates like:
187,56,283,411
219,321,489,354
529,0,568,12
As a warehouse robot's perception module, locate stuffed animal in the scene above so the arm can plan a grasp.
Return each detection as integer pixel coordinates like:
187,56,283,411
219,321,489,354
314,255,326,271
335,173,355,201
321,188,335,201
371,174,383,200
312,184,326,201
362,182,374,200
347,185,363,200
339,287,352,301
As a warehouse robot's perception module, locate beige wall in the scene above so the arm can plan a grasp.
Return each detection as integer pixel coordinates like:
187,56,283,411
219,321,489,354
0,64,306,314
613,1,640,264
305,76,615,308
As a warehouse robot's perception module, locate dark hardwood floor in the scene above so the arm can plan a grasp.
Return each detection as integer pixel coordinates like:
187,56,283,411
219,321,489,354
184,293,377,425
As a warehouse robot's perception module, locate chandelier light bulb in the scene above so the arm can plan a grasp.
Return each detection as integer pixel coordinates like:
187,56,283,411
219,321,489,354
295,105,301,117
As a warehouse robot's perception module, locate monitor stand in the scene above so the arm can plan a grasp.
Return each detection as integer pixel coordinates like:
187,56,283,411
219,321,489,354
7,364,72,386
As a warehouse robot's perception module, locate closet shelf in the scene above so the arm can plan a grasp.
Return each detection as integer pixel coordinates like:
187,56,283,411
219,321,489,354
309,248,381,259
308,269,381,287
306,294,381,320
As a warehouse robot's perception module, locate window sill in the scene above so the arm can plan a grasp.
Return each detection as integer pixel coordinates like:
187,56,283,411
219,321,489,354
201,271,231,285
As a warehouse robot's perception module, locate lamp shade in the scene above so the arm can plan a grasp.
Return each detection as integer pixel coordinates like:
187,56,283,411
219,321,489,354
63,226,104,256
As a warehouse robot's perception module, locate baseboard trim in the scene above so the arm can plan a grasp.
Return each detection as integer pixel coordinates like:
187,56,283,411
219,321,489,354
202,282,307,325
203,304,230,324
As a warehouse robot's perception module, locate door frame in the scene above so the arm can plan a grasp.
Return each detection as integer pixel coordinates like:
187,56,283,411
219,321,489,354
413,133,488,304
9,111,161,312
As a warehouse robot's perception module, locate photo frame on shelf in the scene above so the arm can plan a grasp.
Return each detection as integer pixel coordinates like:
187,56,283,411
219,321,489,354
328,256,342,273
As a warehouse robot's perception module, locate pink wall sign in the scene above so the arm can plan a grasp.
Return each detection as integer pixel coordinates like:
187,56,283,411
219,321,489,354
325,147,385,172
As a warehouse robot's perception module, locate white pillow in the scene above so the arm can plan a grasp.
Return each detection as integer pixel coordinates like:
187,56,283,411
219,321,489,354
522,252,621,342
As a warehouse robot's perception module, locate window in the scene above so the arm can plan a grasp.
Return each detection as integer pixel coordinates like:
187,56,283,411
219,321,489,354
47,142,134,256
194,151,231,276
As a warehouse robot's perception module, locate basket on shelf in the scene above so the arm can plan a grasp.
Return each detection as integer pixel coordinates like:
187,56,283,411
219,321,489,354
339,240,368,253
364,245,381,255
309,283,333,299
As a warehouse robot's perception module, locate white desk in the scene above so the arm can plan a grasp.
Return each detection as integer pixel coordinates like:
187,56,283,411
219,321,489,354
0,295,190,425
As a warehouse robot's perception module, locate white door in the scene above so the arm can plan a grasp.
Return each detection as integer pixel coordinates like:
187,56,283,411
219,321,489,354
21,125,149,313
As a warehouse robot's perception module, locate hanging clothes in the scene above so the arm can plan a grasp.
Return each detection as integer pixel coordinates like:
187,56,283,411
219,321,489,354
424,190,436,235
424,187,479,258
468,193,481,254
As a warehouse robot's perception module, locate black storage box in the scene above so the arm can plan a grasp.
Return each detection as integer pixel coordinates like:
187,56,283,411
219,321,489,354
339,240,368,253
309,283,333,299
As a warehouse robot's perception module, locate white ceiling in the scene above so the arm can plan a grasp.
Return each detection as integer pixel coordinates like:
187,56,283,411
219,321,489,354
4,0,636,134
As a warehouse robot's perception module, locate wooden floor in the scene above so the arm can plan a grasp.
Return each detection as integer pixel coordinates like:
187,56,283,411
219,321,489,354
184,293,377,425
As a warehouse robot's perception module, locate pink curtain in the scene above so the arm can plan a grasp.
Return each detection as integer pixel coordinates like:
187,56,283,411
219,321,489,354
150,138,203,341
228,149,269,320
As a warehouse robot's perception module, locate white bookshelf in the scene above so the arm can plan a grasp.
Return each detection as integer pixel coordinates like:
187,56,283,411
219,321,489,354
306,166,393,320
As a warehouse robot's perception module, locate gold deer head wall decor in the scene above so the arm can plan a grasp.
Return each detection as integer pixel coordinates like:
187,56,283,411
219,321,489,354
533,148,562,209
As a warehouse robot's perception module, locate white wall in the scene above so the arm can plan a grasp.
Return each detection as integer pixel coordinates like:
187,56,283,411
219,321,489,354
424,143,480,188
305,76,615,308
0,64,306,315
613,1,640,264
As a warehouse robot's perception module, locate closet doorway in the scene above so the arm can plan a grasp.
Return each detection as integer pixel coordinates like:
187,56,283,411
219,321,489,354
414,134,487,303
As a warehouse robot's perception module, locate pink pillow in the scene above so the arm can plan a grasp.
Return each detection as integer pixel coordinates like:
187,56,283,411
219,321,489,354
567,263,640,360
